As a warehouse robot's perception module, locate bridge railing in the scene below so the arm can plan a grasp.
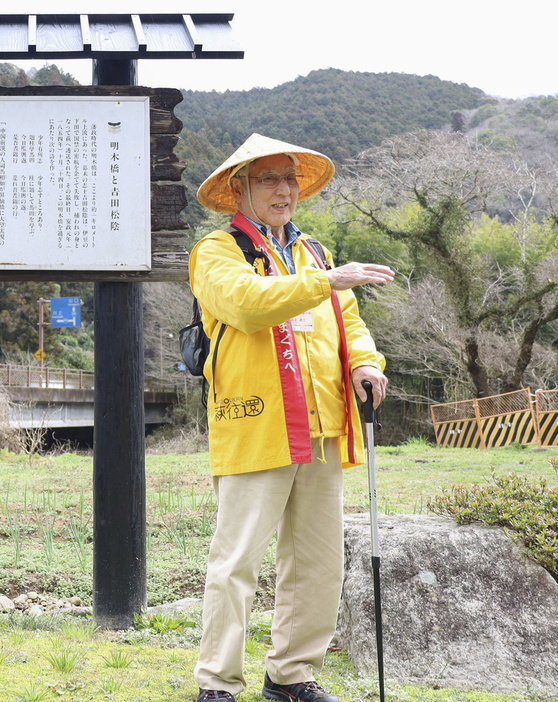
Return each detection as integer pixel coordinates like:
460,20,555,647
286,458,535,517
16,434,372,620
0,364,95,390
0,363,181,393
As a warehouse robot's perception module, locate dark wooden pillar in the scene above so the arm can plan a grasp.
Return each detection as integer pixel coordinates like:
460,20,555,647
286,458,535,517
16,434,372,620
92,59,138,87
92,59,147,628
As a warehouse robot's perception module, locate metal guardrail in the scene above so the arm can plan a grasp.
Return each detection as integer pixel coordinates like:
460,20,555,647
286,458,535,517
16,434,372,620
0,363,180,393
0,363,94,390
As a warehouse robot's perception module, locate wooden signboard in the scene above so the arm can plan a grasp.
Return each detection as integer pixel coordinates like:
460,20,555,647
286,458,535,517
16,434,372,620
0,85,188,282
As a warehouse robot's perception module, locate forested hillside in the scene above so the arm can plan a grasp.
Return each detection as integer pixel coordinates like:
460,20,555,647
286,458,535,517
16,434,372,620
176,69,489,228
178,69,487,159
0,61,78,87
464,95,558,167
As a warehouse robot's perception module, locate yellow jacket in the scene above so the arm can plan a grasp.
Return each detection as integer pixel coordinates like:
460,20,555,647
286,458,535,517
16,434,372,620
189,226,385,476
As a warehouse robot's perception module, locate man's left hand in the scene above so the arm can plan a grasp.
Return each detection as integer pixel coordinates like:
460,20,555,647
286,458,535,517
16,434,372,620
352,366,388,408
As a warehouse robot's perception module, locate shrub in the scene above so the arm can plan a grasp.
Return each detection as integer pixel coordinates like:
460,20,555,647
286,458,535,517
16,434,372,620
428,462,558,581
0,387,22,452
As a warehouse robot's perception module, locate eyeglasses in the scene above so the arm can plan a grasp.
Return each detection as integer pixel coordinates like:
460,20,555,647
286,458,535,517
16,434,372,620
248,173,304,188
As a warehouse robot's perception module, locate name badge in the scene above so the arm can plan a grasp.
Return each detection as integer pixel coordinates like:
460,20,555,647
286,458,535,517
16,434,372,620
291,310,314,332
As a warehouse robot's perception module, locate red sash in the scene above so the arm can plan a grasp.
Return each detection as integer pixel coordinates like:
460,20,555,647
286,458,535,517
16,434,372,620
231,213,312,463
300,240,356,464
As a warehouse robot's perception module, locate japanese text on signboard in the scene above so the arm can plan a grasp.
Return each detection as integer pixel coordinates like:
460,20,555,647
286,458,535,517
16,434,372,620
0,96,150,271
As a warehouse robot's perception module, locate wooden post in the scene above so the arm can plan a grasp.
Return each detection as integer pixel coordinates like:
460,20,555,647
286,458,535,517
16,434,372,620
38,297,45,372
92,59,147,629
529,388,542,449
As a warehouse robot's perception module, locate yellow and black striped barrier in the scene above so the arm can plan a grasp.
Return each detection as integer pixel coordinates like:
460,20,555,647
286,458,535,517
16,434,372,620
535,390,558,448
431,398,483,449
432,388,547,449
432,419,482,449
480,412,537,448
537,413,558,447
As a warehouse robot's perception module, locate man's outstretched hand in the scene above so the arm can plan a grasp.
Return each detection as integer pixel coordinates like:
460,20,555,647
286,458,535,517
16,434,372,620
326,262,394,291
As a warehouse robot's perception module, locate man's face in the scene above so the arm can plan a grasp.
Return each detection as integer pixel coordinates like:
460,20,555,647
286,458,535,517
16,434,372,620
232,154,300,230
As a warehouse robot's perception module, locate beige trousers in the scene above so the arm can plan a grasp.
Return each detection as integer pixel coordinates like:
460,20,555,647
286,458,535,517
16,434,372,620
194,438,344,694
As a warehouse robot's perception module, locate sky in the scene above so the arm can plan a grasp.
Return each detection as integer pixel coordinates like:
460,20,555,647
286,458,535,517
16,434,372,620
7,1,558,100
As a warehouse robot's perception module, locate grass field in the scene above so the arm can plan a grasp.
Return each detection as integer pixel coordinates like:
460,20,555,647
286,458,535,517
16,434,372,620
0,441,557,702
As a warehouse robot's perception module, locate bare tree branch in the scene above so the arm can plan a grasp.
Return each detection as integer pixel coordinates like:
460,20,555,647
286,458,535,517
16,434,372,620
337,130,558,399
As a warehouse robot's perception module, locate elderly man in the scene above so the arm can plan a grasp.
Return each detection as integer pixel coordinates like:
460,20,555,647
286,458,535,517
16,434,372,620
189,133,393,702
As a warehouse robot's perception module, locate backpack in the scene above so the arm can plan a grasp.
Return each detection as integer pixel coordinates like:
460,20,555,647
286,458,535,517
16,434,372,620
179,227,329,402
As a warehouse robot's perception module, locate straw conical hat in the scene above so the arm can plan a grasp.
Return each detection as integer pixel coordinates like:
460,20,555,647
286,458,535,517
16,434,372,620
197,133,335,213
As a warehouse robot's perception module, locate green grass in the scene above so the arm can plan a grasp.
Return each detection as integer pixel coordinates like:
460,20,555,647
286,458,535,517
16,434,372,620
0,614,555,702
344,442,558,515
0,443,557,701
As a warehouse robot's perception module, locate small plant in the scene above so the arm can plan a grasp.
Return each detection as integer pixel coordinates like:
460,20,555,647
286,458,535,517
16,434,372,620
60,619,99,641
9,612,54,632
98,676,123,694
134,609,196,635
404,435,432,448
47,681,85,695
13,683,50,702
166,650,182,664
43,648,78,674
10,629,26,645
248,619,273,645
158,477,184,513
162,512,190,555
40,515,55,568
48,633,63,650
413,496,425,514
0,479,10,515
146,519,155,554
381,496,395,516
6,508,26,567
67,514,91,572
244,637,260,654
102,650,133,668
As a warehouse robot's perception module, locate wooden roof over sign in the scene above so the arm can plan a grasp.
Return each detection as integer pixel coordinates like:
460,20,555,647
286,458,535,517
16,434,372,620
0,13,243,59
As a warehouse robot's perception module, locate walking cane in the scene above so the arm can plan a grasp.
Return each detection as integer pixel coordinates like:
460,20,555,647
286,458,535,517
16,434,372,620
361,380,385,702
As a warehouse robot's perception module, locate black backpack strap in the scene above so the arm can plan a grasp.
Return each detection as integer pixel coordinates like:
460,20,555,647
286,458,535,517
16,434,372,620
226,227,328,273
225,226,271,274
209,322,227,407
304,237,331,270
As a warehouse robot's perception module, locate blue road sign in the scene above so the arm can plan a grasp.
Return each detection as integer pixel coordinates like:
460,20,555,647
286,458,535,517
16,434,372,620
50,297,81,327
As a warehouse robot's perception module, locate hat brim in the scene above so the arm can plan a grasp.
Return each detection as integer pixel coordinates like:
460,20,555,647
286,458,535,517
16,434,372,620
197,133,335,213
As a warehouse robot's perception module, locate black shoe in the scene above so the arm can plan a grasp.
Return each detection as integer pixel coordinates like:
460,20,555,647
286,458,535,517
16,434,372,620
197,689,236,702
262,673,340,702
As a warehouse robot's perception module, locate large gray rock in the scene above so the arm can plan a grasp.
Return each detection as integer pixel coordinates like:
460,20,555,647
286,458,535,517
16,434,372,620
0,595,14,612
337,514,558,694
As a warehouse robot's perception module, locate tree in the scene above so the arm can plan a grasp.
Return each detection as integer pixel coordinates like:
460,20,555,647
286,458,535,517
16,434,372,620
30,63,79,86
0,62,28,87
0,281,64,363
335,130,558,400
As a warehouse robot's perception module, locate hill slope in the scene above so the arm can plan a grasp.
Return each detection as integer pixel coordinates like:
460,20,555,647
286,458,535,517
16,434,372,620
177,68,487,161
176,68,489,227
463,95,558,167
